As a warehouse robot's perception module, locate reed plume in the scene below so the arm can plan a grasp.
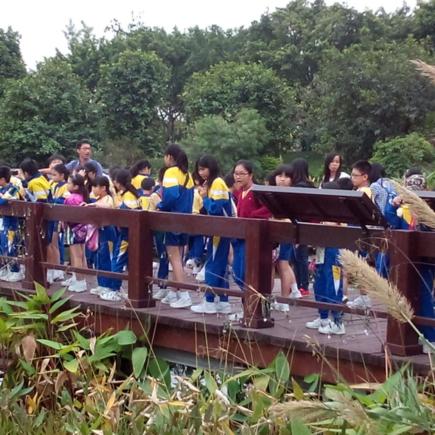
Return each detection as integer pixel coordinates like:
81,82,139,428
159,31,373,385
411,59,435,86
339,249,414,323
391,180,435,229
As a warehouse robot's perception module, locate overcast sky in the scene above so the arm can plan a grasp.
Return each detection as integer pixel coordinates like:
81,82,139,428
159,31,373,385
1,0,417,69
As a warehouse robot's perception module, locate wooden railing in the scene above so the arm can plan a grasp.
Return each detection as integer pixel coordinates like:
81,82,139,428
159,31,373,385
0,199,434,356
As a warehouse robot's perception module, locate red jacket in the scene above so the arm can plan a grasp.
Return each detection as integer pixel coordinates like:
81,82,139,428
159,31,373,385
234,187,271,219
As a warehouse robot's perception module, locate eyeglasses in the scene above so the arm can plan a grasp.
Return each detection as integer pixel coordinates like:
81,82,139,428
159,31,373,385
351,172,364,178
233,172,249,177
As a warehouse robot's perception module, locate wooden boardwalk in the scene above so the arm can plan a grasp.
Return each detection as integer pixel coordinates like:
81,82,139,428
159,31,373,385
1,272,431,384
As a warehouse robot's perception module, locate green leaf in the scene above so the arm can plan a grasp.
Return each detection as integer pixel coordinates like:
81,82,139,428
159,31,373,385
204,371,218,394
36,338,65,350
48,296,71,314
64,358,79,373
50,287,67,303
132,347,148,378
115,330,137,345
34,282,50,303
290,419,312,434
292,377,305,400
51,307,80,324
274,351,290,385
148,357,170,389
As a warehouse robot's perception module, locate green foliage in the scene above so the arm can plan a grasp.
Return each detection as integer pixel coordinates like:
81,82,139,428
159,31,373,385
183,61,296,155
185,108,270,174
97,49,170,155
0,58,97,164
371,133,434,177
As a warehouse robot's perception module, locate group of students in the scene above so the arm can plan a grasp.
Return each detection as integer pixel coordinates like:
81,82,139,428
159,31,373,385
0,145,432,342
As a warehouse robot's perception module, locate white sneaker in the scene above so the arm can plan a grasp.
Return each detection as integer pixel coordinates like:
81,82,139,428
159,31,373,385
191,301,217,314
153,288,168,300
185,259,195,269
52,269,65,281
195,266,205,282
289,289,302,299
228,310,244,322
99,289,121,302
347,295,372,309
305,317,328,330
170,292,192,308
68,279,87,293
90,286,108,295
152,261,159,270
216,301,232,314
0,267,9,280
271,302,290,312
168,263,173,272
5,271,24,282
319,320,345,335
161,290,178,305
61,274,76,286
47,269,54,284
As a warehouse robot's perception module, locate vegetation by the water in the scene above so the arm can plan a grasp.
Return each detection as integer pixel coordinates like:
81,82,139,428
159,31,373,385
0,284,434,434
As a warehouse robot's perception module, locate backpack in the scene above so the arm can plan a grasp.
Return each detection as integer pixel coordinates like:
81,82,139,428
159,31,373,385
379,179,401,229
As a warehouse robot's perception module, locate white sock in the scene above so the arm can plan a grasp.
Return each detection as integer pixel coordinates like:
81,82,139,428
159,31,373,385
291,283,299,293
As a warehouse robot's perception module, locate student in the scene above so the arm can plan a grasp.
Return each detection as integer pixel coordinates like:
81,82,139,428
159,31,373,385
102,169,140,302
306,181,345,335
190,155,232,314
62,174,89,293
320,152,349,188
157,144,194,308
47,164,69,284
232,160,271,290
85,176,117,297
271,164,302,310
139,177,156,211
131,160,152,190
0,166,23,282
288,158,314,296
19,158,51,202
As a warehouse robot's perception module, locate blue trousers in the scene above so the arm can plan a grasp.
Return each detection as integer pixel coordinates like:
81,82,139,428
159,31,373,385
205,236,230,303
109,231,129,291
154,232,169,281
418,264,435,342
96,226,116,288
289,244,309,290
187,235,205,263
232,239,245,290
313,248,343,323
1,226,19,272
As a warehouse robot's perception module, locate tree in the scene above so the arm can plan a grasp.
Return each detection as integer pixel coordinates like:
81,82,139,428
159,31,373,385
371,133,434,178
0,27,26,96
303,40,435,162
185,108,270,174
97,50,170,156
183,61,295,156
0,58,96,164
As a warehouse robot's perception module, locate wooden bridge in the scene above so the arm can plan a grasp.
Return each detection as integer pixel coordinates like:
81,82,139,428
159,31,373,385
0,187,434,383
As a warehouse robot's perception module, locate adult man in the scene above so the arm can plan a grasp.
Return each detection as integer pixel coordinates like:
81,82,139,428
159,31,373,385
66,140,103,177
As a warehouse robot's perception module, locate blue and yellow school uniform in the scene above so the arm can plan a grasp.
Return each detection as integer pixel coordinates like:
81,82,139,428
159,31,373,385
132,175,146,191
109,191,140,291
25,173,51,202
0,183,21,272
202,177,232,302
186,189,205,264
157,166,194,246
139,193,151,211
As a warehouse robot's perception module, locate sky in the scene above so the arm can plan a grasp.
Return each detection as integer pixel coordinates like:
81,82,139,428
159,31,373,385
1,0,418,69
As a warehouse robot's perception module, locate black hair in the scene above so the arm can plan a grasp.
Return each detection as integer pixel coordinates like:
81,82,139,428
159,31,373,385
290,158,313,186
48,154,66,165
275,164,293,179
114,168,138,198
164,143,189,174
352,160,372,176
83,161,99,174
234,160,254,175
0,166,11,183
20,158,39,177
224,173,235,189
92,176,111,195
52,163,69,180
266,171,277,186
370,162,386,183
157,167,166,184
195,154,220,188
322,181,340,190
76,139,92,150
109,165,122,181
322,152,343,183
404,167,423,178
336,177,354,191
69,174,89,203
141,177,155,191
131,160,151,177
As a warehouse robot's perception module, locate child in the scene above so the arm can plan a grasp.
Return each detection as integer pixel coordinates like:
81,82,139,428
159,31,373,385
47,164,69,284
139,177,156,211
306,181,345,335
190,155,232,314
19,158,51,202
62,174,89,292
157,144,194,309
271,164,302,310
0,166,23,282
131,160,152,190
101,169,140,302
85,176,117,297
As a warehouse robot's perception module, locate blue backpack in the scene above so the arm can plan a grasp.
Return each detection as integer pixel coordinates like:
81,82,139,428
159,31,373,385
380,180,401,229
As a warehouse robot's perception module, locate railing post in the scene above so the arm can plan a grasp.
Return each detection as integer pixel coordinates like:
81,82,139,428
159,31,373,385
127,211,155,308
22,202,46,289
386,230,422,355
242,219,274,328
